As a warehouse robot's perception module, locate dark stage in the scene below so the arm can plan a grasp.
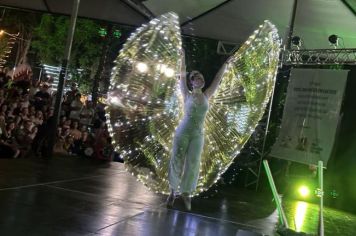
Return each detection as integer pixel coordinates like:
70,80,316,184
0,157,355,235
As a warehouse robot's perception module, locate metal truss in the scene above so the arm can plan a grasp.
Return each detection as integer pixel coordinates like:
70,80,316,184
217,40,356,65
217,41,240,55
282,48,356,65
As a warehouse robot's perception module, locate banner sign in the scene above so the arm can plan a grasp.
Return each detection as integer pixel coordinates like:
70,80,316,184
270,69,348,166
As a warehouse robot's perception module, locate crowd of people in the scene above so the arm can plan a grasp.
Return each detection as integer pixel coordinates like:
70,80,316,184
0,68,115,160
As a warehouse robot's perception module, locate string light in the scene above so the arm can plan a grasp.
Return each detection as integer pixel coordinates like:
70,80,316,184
0,31,18,68
135,62,148,73
106,13,281,196
164,67,174,77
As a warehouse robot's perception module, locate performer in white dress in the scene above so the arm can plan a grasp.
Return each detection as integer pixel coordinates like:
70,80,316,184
167,51,228,210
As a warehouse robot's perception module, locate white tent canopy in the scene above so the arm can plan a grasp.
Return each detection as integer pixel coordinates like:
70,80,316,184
1,0,356,48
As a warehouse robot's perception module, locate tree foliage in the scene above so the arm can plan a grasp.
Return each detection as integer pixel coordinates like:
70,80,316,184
31,14,105,93
32,14,104,67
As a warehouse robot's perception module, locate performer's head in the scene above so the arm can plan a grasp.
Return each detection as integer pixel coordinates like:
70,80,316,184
189,70,205,89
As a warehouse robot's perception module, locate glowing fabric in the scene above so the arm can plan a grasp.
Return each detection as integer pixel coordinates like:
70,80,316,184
106,12,281,195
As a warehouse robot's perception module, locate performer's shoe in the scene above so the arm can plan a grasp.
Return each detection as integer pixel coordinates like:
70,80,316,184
166,189,175,207
181,193,191,211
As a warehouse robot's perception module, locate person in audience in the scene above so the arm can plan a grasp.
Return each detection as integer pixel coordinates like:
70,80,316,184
0,135,20,158
79,100,94,126
0,73,6,88
34,83,50,110
29,105,36,116
0,88,4,96
69,121,82,140
19,93,30,108
69,93,83,120
59,116,67,127
0,115,5,133
31,115,54,157
6,102,17,119
62,119,71,135
0,120,20,158
0,104,8,117
63,83,79,117
33,110,44,126
14,115,22,126
0,73,117,160
65,83,79,105
19,107,30,121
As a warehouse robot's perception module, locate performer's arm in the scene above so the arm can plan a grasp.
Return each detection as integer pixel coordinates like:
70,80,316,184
204,61,228,99
179,50,189,97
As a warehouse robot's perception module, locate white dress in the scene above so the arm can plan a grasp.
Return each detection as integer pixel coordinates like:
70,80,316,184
168,92,209,193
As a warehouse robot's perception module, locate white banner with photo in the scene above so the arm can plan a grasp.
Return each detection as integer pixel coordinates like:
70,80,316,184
270,68,349,166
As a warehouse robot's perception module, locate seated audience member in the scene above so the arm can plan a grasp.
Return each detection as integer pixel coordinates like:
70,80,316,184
0,120,20,158
19,107,30,121
33,110,44,126
6,102,17,119
34,84,50,110
0,104,8,117
19,93,30,108
69,94,83,120
79,100,94,126
28,105,36,116
69,121,82,140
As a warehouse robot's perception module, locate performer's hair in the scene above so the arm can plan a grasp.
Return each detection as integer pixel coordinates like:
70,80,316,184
186,71,191,80
187,70,204,81
186,70,205,91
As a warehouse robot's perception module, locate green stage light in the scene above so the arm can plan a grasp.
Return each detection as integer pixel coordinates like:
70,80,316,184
113,30,121,38
98,28,107,37
330,189,339,199
295,201,307,232
298,186,310,198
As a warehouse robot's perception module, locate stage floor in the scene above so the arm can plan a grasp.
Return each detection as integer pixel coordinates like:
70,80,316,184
0,156,355,235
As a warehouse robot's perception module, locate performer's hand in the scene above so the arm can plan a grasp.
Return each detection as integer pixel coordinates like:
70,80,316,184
180,49,185,58
179,49,186,80
226,56,234,64
180,49,186,66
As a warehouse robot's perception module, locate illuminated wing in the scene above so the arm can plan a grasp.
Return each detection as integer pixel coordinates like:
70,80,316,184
107,16,280,195
106,12,183,193
197,21,281,193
